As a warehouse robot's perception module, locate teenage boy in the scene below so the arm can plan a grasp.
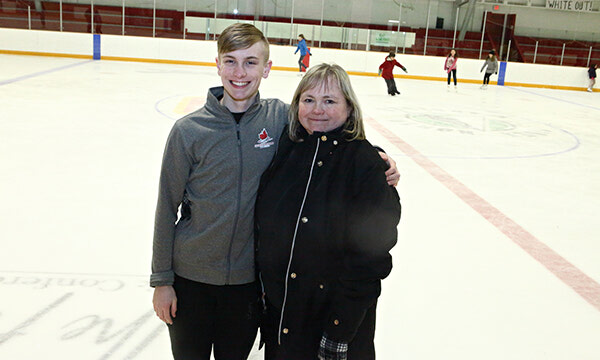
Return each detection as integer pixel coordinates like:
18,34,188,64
151,23,399,360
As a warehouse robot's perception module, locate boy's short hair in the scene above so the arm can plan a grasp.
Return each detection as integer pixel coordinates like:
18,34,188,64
217,23,270,62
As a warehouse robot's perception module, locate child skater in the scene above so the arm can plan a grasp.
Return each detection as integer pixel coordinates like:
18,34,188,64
588,64,597,92
480,50,498,89
378,51,407,96
294,34,312,74
444,49,458,89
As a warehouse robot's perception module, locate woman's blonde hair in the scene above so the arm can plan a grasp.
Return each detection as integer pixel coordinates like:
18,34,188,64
288,63,365,142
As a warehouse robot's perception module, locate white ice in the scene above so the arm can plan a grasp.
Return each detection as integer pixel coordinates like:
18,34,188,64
1,54,599,359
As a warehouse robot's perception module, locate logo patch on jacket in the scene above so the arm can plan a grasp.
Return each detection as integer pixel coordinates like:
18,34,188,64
254,128,274,149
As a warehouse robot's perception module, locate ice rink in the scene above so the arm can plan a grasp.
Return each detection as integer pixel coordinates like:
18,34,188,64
1,54,599,359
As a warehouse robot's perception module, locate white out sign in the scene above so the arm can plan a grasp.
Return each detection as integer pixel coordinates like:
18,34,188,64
546,0,594,11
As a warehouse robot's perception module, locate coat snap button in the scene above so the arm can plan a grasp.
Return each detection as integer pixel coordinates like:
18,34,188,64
301,217,308,223
319,284,324,289
290,273,297,279
317,161,323,167
321,135,327,141
334,319,340,325
333,140,338,145
282,328,289,334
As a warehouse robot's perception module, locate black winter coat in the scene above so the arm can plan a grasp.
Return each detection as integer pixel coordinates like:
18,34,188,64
255,126,401,359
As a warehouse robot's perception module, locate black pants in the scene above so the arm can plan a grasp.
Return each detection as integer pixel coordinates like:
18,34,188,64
384,78,399,95
298,55,307,72
447,69,457,85
168,275,260,360
483,72,492,84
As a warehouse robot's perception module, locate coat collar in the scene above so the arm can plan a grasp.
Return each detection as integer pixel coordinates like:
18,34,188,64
297,125,347,143
206,86,262,123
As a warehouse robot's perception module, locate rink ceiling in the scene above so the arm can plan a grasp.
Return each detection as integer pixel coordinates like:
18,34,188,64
0,54,600,359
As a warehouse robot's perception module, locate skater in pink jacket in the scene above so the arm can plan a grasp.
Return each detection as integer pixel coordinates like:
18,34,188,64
444,49,458,88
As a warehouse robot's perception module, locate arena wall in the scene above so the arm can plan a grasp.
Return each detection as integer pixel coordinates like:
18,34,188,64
0,27,593,91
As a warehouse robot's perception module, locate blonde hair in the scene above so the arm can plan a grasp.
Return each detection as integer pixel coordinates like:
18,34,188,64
288,63,365,142
217,23,270,62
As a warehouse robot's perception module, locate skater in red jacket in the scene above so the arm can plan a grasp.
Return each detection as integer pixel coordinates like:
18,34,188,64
378,51,407,96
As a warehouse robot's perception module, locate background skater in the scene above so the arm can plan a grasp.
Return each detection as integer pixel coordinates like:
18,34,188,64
378,51,407,96
588,64,597,92
294,34,312,75
480,50,498,89
444,49,458,90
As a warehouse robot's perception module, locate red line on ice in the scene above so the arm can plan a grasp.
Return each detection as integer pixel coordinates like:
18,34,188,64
367,116,600,312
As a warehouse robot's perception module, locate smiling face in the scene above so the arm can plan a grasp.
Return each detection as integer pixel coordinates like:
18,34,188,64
216,42,272,112
298,78,350,134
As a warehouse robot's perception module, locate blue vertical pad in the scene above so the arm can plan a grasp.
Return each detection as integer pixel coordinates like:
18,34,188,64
497,61,507,86
93,34,101,60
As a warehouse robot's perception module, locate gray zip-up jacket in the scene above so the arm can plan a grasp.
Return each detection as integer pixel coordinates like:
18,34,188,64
150,86,289,287
481,57,499,74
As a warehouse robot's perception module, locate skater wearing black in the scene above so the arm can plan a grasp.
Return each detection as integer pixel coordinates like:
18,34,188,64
588,64,597,92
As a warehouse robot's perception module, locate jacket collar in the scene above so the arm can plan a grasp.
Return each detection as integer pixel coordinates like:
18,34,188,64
298,125,347,143
206,86,262,123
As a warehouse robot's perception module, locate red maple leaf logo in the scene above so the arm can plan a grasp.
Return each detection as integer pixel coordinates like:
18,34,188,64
259,129,268,140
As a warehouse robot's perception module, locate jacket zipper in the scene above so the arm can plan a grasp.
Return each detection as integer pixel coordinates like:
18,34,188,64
226,122,243,284
277,138,321,345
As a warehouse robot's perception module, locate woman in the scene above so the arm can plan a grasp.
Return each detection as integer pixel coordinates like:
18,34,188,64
444,49,458,89
255,63,401,360
480,50,498,89
378,51,407,95
294,34,312,73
